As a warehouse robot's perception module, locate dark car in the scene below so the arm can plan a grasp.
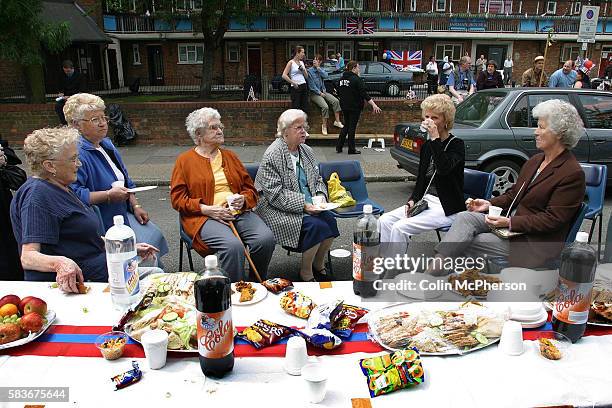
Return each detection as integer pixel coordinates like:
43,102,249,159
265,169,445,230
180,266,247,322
390,88,612,196
270,59,340,93
325,61,414,96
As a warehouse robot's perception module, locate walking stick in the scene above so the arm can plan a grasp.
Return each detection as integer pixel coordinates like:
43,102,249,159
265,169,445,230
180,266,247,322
539,29,554,87
228,220,263,283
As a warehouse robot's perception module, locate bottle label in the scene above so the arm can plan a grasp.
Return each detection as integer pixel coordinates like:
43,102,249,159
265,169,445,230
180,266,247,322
353,242,363,280
197,308,234,358
108,255,140,296
352,242,378,281
552,276,593,324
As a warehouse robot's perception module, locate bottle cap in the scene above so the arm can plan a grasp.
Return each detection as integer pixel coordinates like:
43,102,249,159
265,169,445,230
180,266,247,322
575,231,589,243
113,215,124,226
204,255,218,269
363,204,373,214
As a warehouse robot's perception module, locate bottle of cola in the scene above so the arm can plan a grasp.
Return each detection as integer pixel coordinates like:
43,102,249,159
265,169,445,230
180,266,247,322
552,232,597,343
353,204,380,298
195,255,234,377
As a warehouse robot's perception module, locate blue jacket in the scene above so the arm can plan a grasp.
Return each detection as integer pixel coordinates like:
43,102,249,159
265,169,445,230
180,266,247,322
71,136,136,231
307,67,328,94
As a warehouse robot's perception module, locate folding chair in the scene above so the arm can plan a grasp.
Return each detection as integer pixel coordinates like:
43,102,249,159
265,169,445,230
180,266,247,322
178,215,195,272
580,163,607,259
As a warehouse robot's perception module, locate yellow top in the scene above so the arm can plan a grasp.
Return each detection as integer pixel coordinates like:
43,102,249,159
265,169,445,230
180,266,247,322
211,152,233,207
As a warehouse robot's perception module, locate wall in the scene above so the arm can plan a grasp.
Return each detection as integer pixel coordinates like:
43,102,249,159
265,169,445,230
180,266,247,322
0,99,422,146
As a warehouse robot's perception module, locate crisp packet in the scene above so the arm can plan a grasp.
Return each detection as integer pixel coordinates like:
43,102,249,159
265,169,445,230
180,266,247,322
294,328,342,350
280,291,315,319
236,319,293,349
112,361,142,390
359,348,424,397
307,299,344,331
262,278,294,294
331,304,369,338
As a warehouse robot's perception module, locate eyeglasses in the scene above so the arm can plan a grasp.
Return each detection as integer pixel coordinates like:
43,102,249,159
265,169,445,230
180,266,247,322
52,156,81,165
290,124,310,132
80,116,109,126
208,123,225,131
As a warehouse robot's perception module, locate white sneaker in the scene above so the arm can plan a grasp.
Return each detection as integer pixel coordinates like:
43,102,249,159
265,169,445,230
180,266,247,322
333,121,344,128
322,124,328,135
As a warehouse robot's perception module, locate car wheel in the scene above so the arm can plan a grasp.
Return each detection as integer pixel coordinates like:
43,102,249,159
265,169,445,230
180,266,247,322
280,83,290,93
386,82,400,96
482,159,522,197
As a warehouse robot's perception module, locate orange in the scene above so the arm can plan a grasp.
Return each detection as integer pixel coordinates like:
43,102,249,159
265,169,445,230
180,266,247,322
0,303,19,317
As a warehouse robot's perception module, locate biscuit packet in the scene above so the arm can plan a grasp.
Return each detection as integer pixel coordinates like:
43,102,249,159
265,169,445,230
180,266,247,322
280,291,316,319
237,319,293,349
359,348,425,397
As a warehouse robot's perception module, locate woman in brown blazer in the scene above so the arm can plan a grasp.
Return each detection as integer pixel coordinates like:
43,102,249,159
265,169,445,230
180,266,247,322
434,99,586,269
171,107,275,281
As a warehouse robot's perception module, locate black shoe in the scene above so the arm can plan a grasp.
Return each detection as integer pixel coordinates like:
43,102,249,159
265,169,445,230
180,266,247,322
313,267,332,282
348,150,361,155
336,147,343,153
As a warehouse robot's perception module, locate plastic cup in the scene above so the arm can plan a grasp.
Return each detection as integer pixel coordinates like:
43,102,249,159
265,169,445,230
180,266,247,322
311,195,325,207
302,363,328,403
498,320,524,356
284,336,308,376
488,205,503,217
141,329,169,369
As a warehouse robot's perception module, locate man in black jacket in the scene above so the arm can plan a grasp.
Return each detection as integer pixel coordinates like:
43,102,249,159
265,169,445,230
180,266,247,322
336,61,381,154
55,60,86,125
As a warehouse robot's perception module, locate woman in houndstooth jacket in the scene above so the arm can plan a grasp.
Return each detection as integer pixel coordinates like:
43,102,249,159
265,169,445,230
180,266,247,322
255,109,339,282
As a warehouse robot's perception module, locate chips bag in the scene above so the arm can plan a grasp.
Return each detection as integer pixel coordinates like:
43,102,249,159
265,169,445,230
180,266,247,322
262,278,293,294
359,348,425,397
237,319,293,349
308,299,344,331
280,291,315,319
331,304,368,339
294,328,342,350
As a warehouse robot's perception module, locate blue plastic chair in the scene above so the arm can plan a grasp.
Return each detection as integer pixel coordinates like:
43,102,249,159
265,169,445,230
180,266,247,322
580,163,607,259
318,160,384,218
178,215,195,272
244,162,259,182
436,168,496,241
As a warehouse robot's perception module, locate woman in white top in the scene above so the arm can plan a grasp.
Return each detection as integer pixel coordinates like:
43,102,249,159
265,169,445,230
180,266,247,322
426,56,439,95
282,45,309,112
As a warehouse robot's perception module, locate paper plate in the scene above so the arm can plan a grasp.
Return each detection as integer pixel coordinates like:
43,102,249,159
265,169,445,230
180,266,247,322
330,249,351,258
0,310,56,350
231,283,267,306
127,185,158,193
314,202,341,211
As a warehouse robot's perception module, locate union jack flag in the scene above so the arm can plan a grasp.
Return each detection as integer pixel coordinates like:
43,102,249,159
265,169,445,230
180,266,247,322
386,50,422,70
346,17,376,35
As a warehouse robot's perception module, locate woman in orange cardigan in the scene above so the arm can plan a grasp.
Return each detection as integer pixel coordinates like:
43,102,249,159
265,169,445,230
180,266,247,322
171,108,275,281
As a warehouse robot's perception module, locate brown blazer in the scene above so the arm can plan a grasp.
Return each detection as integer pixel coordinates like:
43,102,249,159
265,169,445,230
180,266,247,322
490,149,585,267
170,148,258,256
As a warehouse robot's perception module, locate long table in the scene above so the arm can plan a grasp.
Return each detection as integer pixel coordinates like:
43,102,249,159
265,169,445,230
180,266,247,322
1,281,611,408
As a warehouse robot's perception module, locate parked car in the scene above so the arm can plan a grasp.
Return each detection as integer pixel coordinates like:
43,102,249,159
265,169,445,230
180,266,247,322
325,61,414,96
390,88,612,196
270,59,340,93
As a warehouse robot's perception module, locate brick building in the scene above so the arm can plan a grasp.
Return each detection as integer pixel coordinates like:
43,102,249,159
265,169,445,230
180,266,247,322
2,0,612,95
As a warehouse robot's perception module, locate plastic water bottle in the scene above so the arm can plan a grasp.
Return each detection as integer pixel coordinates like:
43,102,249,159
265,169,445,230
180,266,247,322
353,204,380,298
105,215,140,310
552,232,597,343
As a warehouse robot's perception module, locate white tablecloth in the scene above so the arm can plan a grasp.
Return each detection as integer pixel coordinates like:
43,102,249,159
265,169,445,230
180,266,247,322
1,281,611,408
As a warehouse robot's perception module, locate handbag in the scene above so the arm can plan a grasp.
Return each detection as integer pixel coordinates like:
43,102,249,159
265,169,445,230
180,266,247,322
0,164,27,191
327,172,356,208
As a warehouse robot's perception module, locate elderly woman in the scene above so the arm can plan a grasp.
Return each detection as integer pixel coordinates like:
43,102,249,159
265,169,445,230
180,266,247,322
379,94,464,248
10,127,160,293
256,109,339,282
433,99,586,270
64,93,168,266
170,108,275,282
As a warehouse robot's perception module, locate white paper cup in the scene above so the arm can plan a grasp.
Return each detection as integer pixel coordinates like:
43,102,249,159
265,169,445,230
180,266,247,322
302,363,328,403
111,180,124,188
488,205,503,217
141,329,169,369
312,195,325,207
498,320,524,356
284,336,308,376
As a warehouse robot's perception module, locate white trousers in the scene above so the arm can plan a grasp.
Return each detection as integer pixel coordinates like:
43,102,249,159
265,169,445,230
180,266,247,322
378,194,457,243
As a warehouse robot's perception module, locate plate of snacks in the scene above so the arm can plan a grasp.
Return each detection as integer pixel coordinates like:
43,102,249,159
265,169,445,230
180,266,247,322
95,331,128,360
534,331,571,362
231,281,267,305
0,294,55,350
140,272,199,305
447,269,502,299
367,301,504,355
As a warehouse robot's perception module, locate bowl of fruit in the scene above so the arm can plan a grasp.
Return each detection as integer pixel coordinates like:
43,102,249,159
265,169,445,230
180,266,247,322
0,294,55,349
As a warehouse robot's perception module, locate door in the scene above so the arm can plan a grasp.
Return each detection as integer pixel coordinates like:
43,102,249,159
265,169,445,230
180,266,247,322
147,45,164,86
357,41,378,62
475,45,506,70
576,93,612,168
107,49,120,89
247,46,262,79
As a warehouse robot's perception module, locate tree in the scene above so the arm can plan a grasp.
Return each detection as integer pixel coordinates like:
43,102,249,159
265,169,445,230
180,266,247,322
0,0,71,103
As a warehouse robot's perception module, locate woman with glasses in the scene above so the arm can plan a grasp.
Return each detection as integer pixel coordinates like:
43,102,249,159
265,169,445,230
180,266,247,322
10,127,161,291
64,93,168,267
171,107,275,281
255,109,339,282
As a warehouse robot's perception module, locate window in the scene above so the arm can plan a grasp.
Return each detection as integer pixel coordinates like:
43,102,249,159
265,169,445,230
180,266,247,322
367,63,390,74
455,92,508,125
545,1,556,14
436,0,446,12
132,44,141,65
478,0,512,14
287,42,316,60
342,42,353,61
578,95,612,129
176,0,202,10
573,2,581,15
410,0,417,11
435,43,463,62
335,0,363,10
561,44,581,63
226,42,240,62
510,94,570,127
178,43,204,64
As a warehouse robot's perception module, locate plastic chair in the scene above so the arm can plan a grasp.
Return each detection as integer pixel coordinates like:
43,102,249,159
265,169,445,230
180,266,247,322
244,162,259,182
436,169,496,240
178,215,195,272
580,163,607,259
318,160,384,218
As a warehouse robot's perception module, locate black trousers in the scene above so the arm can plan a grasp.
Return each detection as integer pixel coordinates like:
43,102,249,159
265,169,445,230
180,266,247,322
290,83,309,112
55,99,68,125
337,109,361,152
427,74,438,94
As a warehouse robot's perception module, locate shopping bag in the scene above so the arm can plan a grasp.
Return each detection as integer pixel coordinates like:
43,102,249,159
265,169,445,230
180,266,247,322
327,172,356,208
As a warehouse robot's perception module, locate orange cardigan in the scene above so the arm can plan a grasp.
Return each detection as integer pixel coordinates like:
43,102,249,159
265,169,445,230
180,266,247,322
170,148,258,256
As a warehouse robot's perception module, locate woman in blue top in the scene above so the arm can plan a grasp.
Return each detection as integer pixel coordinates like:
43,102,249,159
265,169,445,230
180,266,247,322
10,127,160,293
63,93,168,267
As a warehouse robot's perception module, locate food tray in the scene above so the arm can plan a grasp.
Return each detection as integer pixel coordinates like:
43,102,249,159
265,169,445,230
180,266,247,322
0,310,56,350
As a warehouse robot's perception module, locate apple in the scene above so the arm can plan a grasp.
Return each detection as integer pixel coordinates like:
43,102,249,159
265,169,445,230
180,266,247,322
18,296,35,314
23,298,47,316
20,312,44,333
0,295,21,309
0,323,21,344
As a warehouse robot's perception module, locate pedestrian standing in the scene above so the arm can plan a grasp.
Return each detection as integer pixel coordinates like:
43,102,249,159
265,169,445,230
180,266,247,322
476,60,504,90
336,53,345,70
503,55,513,85
336,61,382,154
521,56,549,87
307,54,344,135
282,45,309,111
475,54,486,75
55,60,86,125
426,56,439,95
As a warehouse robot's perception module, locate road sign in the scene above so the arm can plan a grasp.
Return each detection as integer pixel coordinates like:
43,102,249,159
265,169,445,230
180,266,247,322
578,5,600,43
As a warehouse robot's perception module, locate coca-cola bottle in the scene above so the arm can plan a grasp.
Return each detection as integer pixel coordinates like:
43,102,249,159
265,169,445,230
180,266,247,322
195,255,234,377
353,204,380,298
552,232,597,343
